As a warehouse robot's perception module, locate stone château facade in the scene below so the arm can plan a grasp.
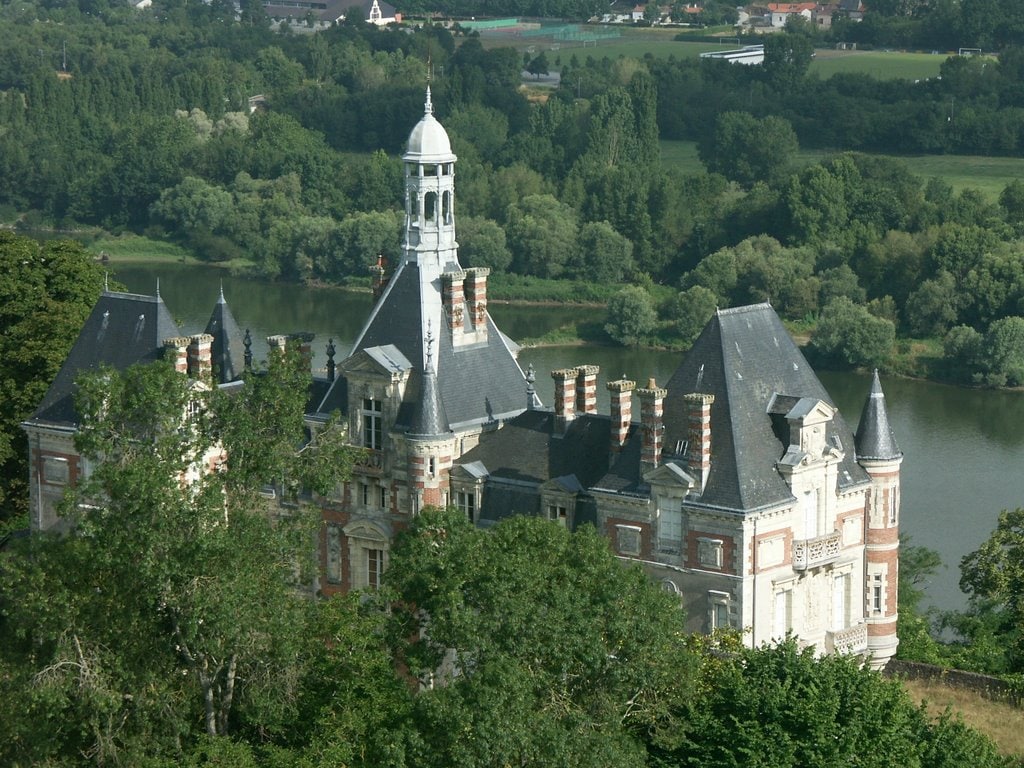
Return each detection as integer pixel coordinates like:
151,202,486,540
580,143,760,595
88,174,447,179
24,91,901,667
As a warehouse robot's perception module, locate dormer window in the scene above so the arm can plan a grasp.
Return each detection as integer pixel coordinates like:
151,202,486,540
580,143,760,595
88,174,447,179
362,397,383,450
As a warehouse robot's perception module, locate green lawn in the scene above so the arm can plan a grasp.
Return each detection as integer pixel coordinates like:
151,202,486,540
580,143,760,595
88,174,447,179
495,25,947,80
659,139,1024,200
810,49,945,80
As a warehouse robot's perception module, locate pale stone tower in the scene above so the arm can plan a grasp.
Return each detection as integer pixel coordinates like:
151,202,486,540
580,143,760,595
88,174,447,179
855,369,902,669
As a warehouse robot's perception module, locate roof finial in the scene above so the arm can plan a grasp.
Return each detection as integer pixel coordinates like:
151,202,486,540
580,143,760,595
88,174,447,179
424,53,433,115
155,277,161,299
219,280,225,303
425,319,434,371
103,271,109,293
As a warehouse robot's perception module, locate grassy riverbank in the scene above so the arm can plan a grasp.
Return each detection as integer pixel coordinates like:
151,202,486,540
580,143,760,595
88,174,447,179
902,678,1024,757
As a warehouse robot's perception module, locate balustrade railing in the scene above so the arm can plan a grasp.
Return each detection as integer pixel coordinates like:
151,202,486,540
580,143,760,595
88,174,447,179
792,529,842,570
826,623,868,655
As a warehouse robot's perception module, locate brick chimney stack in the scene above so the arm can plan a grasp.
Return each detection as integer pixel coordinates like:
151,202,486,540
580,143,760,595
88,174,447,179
187,334,213,381
575,365,599,415
465,268,489,332
164,337,189,374
442,270,466,335
684,392,715,493
552,368,577,433
607,379,635,455
637,378,666,471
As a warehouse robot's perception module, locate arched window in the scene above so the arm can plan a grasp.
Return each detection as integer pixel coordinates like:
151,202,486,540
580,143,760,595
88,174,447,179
442,191,451,224
424,191,437,223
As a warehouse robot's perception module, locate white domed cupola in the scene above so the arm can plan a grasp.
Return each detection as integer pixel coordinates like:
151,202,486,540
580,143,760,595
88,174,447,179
403,86,458,269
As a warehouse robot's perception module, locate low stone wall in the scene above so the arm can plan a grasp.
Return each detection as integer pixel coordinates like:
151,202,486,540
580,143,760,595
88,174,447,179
885,659,1021,706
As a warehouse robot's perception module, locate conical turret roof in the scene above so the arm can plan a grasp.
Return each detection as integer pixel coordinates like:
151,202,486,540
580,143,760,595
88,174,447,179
408,330,449,438
855,369,901,461
205,285,245,384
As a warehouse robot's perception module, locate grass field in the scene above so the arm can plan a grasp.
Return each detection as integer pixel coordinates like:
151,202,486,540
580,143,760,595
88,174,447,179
659,139,1024,200
902,677,1024,757
489,24,947,80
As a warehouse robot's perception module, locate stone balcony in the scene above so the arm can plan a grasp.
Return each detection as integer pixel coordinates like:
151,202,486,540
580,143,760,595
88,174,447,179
353,448,385,476
826,623,868,656
792,529,842,570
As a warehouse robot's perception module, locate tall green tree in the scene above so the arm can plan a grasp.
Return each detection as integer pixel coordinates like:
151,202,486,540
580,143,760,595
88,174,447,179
0,351,355,763
0,234,106,526
384,507,694,768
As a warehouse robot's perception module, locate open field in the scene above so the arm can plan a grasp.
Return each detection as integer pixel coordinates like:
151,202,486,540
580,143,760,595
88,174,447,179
902,677,1024,757
486,24,947,79
810,48,945,80
659,139,1024,200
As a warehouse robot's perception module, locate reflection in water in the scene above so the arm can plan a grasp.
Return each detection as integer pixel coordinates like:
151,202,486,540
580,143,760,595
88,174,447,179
116,264,1024,613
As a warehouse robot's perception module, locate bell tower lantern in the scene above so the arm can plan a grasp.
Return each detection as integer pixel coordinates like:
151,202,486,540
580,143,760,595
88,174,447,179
402,86,458,280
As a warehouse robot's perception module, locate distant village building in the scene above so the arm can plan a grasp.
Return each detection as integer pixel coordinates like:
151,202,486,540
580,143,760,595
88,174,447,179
261,0,400,27
25,92,901,668
700,44,765,64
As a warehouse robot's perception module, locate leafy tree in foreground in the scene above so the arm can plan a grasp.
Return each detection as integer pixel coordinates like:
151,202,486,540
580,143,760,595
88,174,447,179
0,351,355,764
384,508,694,768
960,507,1024,671
0,233,106,526
653,638,1009,768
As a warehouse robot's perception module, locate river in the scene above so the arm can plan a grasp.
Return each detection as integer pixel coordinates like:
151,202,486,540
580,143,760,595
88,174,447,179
115,263,1024,614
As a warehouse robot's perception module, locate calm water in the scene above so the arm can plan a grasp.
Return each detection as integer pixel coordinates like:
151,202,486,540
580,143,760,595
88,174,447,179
116,263,1024,613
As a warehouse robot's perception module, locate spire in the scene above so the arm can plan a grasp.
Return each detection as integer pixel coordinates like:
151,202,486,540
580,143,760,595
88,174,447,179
424,84,433,116
205,286,245,383
408,322,448,438
855,369,901,461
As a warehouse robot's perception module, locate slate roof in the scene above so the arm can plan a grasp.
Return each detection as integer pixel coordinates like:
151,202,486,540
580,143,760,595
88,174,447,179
408,358,449,438
459,410,620,527
348,262,530,431
205,288,245,385
458,410,620,491
29,291,178,427
855,369,901,461
658,303,868,513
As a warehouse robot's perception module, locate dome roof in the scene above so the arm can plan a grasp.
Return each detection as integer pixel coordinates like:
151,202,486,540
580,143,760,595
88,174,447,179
403,87,457,163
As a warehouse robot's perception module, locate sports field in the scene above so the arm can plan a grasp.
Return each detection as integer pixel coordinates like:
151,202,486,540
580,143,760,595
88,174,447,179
484,24,948,80
659,140,1024,201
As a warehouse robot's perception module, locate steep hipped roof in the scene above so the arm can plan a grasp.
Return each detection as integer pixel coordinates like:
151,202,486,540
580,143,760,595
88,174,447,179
29,290,178,427
347,262,528,430
855,369,901,461
205,287,245,384
661,303,868,512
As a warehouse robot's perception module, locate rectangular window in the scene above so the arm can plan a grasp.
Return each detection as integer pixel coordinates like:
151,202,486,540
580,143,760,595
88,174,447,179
803,489,819,538
457,490,476,522
378,484,388,510
428,457,436,476
709,591,731,630
773,589,792,640
326,525,342,583
658,498,683,550
547,504,568,527
362,398,382,450
361,482,370,507
889,486,899,526
832,573,848,631
367,548,384,590
871,573,883,613
42,456,69,485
